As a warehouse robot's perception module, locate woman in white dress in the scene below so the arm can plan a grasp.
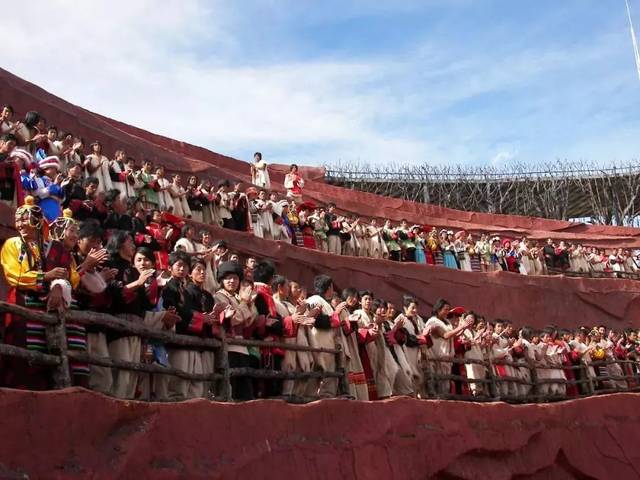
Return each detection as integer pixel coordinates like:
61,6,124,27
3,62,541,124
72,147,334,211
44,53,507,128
250,152,271,189
367,218,386,259
455,231,471,271
154,166,174,213
169,174,192,218
83,141,113,193
424,299,472,395
461,313,487,396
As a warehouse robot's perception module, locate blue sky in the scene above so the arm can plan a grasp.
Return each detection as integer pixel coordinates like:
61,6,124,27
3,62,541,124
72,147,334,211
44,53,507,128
4,0,640,168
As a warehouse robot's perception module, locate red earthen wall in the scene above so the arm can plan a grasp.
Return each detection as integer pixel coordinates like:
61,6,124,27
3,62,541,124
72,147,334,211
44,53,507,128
0,388,638,479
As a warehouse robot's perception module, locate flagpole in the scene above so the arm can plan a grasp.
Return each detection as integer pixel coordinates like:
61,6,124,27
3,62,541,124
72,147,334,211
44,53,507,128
625,0,640,80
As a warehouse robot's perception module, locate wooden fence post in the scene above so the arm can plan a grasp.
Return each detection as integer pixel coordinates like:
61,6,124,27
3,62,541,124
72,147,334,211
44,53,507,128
215,330,232,402
486,358,499,399
528,362,539,402
45,312,71,389
423,364,436,398
335,343,349,397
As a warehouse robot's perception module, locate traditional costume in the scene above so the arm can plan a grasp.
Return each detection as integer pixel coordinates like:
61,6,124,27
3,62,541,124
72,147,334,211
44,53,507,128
424,315,454,394
351,308,398,399
162,276,218,400
284,172,304,202
105,252,160,399
0,198,73,389
213,263,258,400
85,153,113,194
23,156,64,223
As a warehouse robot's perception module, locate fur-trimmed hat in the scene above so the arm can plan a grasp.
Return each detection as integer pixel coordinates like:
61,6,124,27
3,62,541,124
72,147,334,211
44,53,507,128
216,261,244,283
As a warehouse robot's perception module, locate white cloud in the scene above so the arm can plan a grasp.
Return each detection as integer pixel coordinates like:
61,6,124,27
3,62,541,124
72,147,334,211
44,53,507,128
2,0,640,171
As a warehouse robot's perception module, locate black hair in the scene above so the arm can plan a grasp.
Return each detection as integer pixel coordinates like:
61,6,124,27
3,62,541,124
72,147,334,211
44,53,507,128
78,220,103,240
47,125,58,133
2,104,13,113
431,298,450,317
23,111,40,128
84,176,99,187
520,326,533,341
327,202,336,209
190,256,206,270
104,189,122,208
542,326,556,337
271,275,287,292
314,274,333,296
402,294,418,308
254,152,262,160
181,225,194,238
0,133,17,143
217,179,230,188
290,164,298,171
105,230,132,257
372,298,387,311
135,246,156,264
169,250,190,267
341,287,358,301
359,290,374,299
253,259,276,284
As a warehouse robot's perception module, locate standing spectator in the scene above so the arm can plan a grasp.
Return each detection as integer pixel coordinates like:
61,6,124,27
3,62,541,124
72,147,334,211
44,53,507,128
14,111,47,150
24,156,64,223
325,203,343,255
0,133,19,206
215,180,233,229
84,141,113,193
138,160,159,209
229,181,249,231
109,149,128,199
543,239,556,270
0,197,70,389
162,253,219,400
185,175,203,222
0,104,15,134
250,152,271,189
155,166,174,213
169,174,191,218
284,164,304,202
104,232,157,399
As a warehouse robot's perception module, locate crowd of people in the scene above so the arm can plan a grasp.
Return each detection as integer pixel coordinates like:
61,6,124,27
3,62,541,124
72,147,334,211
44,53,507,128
1,190,639,402
1,105,638,281
0,105,639,403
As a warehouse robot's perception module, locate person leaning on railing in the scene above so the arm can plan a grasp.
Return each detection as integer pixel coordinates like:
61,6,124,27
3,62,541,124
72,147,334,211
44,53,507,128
102,231,164,399
160,252,228,401
0,198,94,389
213,261,258,401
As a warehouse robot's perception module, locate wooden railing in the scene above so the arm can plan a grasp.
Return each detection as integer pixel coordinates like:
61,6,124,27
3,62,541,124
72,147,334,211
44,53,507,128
423,355,640,402
1,301,638,403
0,302,349,402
